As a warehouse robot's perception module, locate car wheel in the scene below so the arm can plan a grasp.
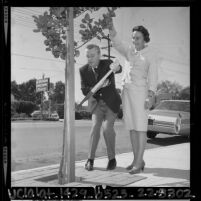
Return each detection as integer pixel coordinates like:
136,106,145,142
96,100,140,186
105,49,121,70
147,131,157,139
181,134,190,140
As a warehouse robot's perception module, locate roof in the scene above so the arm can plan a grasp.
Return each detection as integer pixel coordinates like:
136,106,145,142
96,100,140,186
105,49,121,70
161,99,190,102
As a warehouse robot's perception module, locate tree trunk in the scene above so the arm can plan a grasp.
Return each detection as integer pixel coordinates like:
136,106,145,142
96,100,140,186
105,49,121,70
58,7,75,184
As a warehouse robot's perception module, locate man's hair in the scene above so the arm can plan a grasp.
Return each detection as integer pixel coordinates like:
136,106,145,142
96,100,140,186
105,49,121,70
86,44,101,54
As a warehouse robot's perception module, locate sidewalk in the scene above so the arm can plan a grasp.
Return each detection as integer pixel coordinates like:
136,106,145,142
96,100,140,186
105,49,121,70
11,143,190,187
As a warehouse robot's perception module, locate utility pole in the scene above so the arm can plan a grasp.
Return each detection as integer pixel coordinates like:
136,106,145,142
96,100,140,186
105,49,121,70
41,73,45,120
48,91,51,118
58,7,75,184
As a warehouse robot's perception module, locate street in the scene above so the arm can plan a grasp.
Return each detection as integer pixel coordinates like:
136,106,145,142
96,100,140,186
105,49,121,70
11,120,189,171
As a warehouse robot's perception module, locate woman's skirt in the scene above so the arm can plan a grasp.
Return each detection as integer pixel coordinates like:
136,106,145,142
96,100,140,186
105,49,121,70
121,83,148,131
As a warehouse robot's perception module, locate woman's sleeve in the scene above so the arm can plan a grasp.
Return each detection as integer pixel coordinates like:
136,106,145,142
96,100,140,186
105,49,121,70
110,34,129,59
148,53,159,93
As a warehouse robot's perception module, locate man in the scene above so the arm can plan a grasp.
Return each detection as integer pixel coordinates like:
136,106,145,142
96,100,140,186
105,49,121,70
79,44,122,171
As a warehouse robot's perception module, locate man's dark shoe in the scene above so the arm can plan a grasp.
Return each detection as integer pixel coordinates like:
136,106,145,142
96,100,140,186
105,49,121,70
106,158,117,170
85,159,94,171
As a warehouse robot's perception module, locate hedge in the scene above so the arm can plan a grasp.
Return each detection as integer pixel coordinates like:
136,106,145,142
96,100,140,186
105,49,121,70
11,100,39,116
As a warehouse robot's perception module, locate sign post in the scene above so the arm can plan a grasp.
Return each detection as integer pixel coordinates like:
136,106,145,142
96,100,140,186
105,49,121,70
36,75,50,119
36,78,50,93
58,7,75,184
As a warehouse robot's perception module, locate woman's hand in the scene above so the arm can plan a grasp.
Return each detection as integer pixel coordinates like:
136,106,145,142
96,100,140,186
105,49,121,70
104,15,117,38
144,97,155,110
145,90,155,110
105,15,114,30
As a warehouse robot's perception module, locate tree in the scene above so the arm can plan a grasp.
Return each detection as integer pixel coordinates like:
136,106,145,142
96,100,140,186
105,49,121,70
11,81,21,100
52,81,65,104
32,7,118,61
14,100,38,116
32,7,119,184
179,86,190,100
157,80,183,99
11,102,17,117
58,104,64,119
15,79,41,104
18,79,37,102
11,79,55,106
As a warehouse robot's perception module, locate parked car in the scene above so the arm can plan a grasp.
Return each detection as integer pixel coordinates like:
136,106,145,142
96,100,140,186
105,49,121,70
147,100,190,138
31,110,49,120
48,112,59,121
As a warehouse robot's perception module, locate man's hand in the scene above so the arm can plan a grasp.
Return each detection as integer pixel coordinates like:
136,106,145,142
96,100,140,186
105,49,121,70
101,79,110,88
110,59,120,72
89,95,97,102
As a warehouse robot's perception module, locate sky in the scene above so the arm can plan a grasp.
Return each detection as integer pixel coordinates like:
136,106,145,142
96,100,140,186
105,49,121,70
11,7,190,103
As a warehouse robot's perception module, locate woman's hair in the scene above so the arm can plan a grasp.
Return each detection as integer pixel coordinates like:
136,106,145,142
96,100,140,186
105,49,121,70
132,25,150,43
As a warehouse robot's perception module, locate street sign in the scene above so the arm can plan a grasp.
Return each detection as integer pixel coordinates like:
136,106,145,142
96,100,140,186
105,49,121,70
36,78,50,92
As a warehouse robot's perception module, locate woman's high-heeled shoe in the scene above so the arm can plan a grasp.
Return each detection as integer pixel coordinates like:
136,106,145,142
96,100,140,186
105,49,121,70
126,162,134,170
126,160,145,171
128,161,145,174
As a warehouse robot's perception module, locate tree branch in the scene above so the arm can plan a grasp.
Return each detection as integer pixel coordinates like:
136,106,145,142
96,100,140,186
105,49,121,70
75,40,91,50
75,33,101,50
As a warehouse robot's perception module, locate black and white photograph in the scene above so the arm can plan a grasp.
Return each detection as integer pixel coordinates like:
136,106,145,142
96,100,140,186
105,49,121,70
1,4,195,200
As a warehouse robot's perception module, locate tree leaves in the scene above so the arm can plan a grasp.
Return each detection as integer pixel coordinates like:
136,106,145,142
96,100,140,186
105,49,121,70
74,50,80,57
44,40,49,46
79,30,85,35
81,18,87,23
96,35,102,41
62,35,66,40
51,7,66,18
80,24,86,28
78,7,118,42
85,13,90,21
60,53,66,60
33,29,40,33
32,7,119,61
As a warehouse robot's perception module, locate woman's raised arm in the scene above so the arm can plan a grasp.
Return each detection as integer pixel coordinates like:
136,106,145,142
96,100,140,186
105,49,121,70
107,18,129,59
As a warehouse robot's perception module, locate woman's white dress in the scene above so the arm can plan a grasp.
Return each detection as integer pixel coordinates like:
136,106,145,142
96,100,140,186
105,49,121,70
111,34,158,131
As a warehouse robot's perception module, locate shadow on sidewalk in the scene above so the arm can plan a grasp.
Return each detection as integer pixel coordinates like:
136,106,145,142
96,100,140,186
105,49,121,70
94,166,189,180
147,135,189,146
94,166,128,173
144,167,190,180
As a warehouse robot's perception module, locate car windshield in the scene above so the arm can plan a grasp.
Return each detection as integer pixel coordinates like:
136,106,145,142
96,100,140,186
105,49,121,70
33,111,41,114
155,101,190,112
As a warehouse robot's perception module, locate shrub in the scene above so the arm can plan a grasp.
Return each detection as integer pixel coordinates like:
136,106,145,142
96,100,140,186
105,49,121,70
75,111,82,120
79,111,92,119
12,100,38,116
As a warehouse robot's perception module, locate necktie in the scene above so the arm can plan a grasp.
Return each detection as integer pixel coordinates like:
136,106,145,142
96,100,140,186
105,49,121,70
93,67,98,81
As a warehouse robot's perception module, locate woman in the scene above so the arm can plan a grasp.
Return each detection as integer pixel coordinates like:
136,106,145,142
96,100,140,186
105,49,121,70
107,18,158,174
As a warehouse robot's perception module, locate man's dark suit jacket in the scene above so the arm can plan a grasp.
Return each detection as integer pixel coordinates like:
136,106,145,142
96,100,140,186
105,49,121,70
79,59,122,114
